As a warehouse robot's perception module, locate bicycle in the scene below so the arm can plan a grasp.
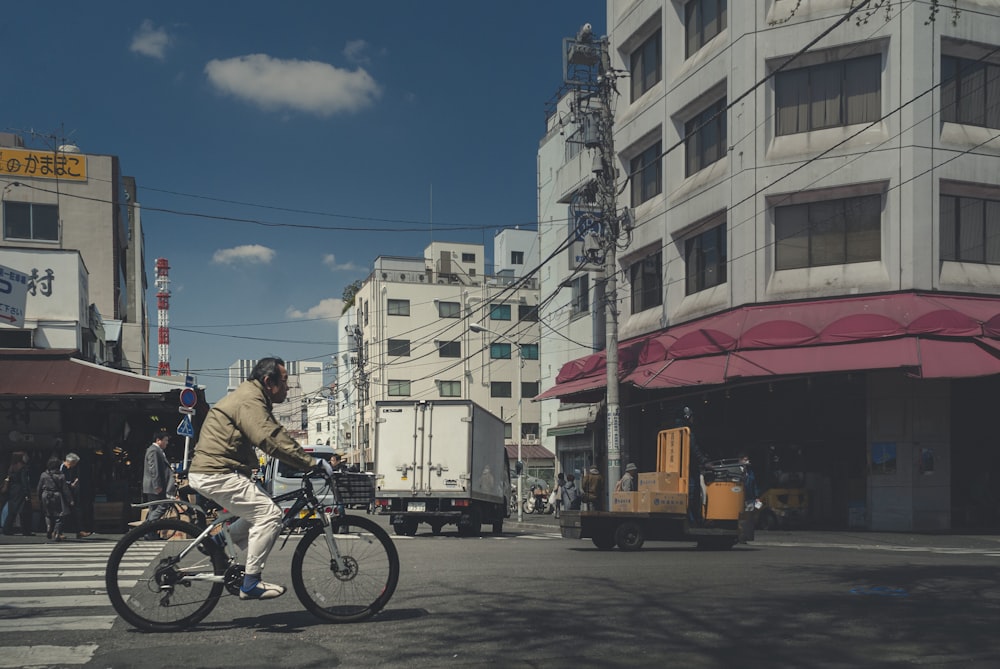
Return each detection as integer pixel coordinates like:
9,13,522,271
105,469,399,632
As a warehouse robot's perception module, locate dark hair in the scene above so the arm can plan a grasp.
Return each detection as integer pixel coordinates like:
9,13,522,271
47,456,62,471
566,474,575,482
250,357,286,385
557,472,565,480
154,429,171,441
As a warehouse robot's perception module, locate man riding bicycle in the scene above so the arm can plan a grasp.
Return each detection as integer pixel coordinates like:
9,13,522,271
188,357,334,601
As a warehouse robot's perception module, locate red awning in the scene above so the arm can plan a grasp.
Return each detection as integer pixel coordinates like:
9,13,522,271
0,349,183,396
539,292,1000,399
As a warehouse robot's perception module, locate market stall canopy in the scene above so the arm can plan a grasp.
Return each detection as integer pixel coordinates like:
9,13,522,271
537,292,1000,400
0,349,186,397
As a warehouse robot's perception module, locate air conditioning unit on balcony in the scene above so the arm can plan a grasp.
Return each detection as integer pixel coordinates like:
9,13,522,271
525,434,537,442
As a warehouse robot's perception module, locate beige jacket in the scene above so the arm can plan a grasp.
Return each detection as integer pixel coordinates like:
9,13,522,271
189,378,316,477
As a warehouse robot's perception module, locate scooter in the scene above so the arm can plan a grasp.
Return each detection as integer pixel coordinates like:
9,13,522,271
522,484,551,515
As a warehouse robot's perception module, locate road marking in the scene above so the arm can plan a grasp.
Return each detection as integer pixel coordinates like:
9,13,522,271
0,644,98,668
0,594,111,608
755,541,1000,556
0,580,135,591
0,616,116,632
0,569,144,578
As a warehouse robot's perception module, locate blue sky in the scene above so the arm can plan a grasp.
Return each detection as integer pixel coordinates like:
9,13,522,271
4,2,605,402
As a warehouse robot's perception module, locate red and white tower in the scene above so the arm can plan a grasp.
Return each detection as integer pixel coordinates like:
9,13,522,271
155,257,171,376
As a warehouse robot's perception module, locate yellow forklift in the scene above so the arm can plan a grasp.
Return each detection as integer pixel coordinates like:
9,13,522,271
559,427,755,551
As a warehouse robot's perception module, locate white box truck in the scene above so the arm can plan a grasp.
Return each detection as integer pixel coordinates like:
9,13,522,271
374,399,510,536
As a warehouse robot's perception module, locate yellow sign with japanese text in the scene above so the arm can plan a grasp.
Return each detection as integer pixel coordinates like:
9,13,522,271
0,147,87,181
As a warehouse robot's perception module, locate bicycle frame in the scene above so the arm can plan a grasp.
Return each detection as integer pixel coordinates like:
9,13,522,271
132,472,351,580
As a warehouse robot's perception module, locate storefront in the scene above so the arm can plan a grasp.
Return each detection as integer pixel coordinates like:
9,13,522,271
0,349,208,532
538,292,1000,531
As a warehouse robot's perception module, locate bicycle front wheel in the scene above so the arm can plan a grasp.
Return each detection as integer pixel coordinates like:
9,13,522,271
292,515,399,623
105,519,227,632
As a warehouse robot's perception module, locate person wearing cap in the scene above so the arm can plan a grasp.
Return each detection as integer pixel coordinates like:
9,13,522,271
581,466,604,511
142,428,176,539
616,463,638,492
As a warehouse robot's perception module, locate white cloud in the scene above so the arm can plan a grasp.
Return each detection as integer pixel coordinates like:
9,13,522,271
287,298,345,320
130,19,171,60
343,39,370,65
211,244,275,265
204,54,381,116
322,253,360,272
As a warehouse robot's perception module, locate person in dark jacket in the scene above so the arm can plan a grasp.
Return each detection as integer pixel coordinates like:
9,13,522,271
142,429,176,540
38,457,73,541
680,407,711,524
561,473,581,511
2,451,33,536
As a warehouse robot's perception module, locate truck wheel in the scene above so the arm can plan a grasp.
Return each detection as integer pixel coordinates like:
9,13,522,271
615,521,645,552
457,507,482,537
394,520,418,537
592,532,616,550
758,510,778,531
491,519,503,536
430,522,444,536
697,537,737,551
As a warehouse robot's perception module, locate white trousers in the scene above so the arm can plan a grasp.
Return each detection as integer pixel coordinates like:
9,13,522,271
188,472,283,577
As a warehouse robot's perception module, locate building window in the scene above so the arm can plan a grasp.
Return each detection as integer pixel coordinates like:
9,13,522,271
437,340,461,358
490,303,511,321
387,299,410,316
685,98,727,176
363,300,369,326
3,201,58,241
462,252,476,262
388,380,411,396
387,339,411,356
521,343,539,360
630,251,663,313
775,194,882,270
630,141,663,206
521,422,540,437
942,55,1000,130
571,275,589,316
504,423,513,439
685,0,726,58
491,382,512,398
438,380,461,397
518,304,539,322
630,30,662,102
775,54,881,136
685,220,727,295
511,250,524,265
940,193,1000,264
522,381,540,399
490,342,512,359
438,301,460,318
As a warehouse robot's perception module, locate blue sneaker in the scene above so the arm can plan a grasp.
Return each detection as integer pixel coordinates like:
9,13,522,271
239,580,286,600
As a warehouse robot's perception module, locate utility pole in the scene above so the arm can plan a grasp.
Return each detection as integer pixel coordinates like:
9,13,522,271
348,324,369,468
563,24,629,509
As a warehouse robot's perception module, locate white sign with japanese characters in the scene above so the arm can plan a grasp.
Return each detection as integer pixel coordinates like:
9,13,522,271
0,263,29,328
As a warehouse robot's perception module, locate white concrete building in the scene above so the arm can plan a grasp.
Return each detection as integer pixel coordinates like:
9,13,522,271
539,1,1000,530
226,357,324,440
342,234,543,471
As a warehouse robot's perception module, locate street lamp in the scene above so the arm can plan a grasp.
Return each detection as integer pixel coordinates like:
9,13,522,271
470,322,523,523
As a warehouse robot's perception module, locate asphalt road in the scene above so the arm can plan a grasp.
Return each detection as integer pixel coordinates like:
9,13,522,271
2,515,999,668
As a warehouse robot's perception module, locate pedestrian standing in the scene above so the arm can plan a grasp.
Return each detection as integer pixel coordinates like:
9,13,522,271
37,457,73,541
616,463,638,492
561,473,581,511
59,453,91,537
2,452,33,536
551,472,565,518
142,429,176,540
581,466,604,511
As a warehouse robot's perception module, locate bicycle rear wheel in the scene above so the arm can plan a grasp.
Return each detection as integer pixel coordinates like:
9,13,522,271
105,519,227,632
291,515,399,623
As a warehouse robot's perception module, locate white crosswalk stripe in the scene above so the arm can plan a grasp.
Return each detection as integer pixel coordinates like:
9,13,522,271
0,542,163,668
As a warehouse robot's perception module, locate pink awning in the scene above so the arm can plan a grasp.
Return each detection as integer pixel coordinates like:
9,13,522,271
539,292,1000,400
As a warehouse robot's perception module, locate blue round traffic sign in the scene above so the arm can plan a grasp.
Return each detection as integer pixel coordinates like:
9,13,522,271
179,387,197,408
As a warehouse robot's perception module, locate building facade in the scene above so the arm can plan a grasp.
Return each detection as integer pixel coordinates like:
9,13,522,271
340,234,544,472
539,0,1000,530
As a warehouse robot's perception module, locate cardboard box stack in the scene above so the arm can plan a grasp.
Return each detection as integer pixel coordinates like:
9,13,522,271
611,491,639,512
637,470,687,513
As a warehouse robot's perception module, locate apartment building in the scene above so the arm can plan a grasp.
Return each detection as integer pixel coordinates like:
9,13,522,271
339,233,543,472
539,0,1000,530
